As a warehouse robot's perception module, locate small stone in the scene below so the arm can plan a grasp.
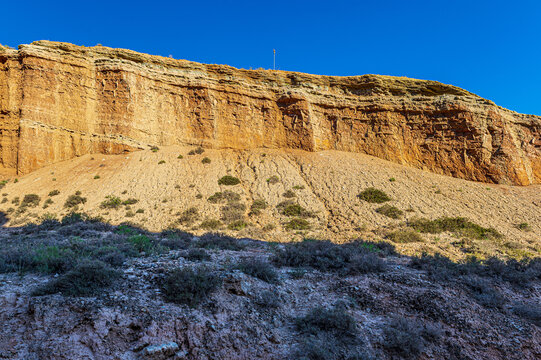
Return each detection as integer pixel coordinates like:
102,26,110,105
142,342,179,359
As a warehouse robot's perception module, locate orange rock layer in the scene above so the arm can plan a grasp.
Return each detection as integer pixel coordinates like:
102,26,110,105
1,41,540,184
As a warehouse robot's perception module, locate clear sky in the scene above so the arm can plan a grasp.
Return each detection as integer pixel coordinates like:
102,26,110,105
2,0,540,115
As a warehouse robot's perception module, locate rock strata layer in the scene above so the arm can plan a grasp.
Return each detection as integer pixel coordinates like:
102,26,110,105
1,41,540,184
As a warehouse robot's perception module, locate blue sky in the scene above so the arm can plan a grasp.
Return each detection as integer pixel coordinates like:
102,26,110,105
2,0,540,115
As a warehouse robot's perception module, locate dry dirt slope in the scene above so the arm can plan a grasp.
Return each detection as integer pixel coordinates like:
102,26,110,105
1,146,539,260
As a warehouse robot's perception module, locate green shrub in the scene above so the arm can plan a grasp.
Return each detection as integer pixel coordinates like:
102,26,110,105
100,195,122,209
513,303,541,326
292,185,305,190
221,202,246,223
516,222,531,231
21,194,41,207
201,157,211,164
274,239,388,274
376,205,403,219
382,316,425,357
33,260,119,297
195,233,246,251
249,199,267,215
389,177,396,182
285,218,311,230
179,207,199,225
150,146,159,152
115,224,138,236
183,248,211,261
296,306,357,337
64,194,87,208
236,258,279,283
266,175,279,184
122,198,138,205
208,191,241,203
254,290,281,308
158,160,166,165
94,175,100,179
218,175,240,186
32,245,76,274
228,220,249,231
48,190,60,197
136,209,144,214
357,188,391,203
388,229,424,243
278,201,314,218
177,154,184,159
127,234,154,253
283,190,296,199
200,219,222,230
409,217,502,239
161,267,221,307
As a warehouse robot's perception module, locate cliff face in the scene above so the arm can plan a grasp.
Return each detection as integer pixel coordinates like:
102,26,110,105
0,41,540,184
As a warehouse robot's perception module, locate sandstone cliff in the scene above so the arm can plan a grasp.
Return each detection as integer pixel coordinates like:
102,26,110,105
1,41,540,184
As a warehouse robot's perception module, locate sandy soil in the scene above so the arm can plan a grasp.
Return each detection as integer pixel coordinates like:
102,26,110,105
1,146,539,260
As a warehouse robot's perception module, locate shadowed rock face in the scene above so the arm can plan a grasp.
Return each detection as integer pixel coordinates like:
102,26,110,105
0,41,540,184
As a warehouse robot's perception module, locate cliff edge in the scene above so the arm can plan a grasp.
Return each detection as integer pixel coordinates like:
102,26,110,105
1,41,540,184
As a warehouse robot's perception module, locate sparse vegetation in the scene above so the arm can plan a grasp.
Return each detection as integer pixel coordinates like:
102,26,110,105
409,217,502,239
158,160,166,164
516,222,531,231
177,154,184,159
277,201,315,218
94,175,100,179
48,190,60,197
179,207,199,225
295,306,357,337
254,290,281,308
64,194,87,208
199,218,223,230
274,239,388,274
183,248,211,261
21,194,41,208
376,204,403,219
283,190,296,198
357,187,391,203
266,175,279,184
292,185,305,190
122,198,138,205
236,258,279,283
218,175,240,186
285,218,311,230
188,147,205,155
33,260,120,297
388,229,424,243
208,191,241,204
100,195,122,209
201,157,211,164
382,316,426,357
195,233,247,251
160,267,221,307
228,220,249,231
150,146,159,152
249,199,267,215
221,202,246,223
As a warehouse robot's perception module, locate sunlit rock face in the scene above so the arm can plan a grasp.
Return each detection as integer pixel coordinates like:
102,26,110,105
0,41,539,184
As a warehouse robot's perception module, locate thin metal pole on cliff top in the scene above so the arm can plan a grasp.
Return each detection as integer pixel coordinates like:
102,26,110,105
273,49,276,70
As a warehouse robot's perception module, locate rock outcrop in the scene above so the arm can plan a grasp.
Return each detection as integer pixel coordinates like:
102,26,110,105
1,41,540,184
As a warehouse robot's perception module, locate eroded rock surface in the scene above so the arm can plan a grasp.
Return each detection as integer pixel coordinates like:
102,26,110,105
1,41,540,184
